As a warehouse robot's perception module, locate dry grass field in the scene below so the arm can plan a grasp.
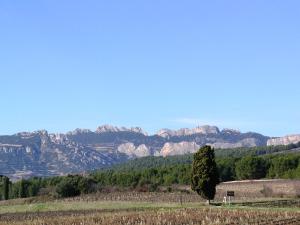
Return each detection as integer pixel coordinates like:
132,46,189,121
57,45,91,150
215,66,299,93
41,179,300,203
0,180,299,225
0,207,300,225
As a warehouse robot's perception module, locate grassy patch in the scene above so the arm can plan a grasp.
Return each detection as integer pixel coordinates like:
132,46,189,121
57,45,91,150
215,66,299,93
0,196,299,215
0,201,205,214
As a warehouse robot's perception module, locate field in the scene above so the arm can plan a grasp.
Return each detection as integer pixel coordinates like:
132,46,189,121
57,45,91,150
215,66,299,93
0,180,300,225
1,200,300,225
1,207,300,225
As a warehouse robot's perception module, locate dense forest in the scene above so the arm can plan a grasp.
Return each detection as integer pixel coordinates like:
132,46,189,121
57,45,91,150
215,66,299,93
1,143,300,200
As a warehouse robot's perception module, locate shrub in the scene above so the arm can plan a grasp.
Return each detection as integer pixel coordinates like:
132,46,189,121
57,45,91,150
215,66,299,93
56,178,80,198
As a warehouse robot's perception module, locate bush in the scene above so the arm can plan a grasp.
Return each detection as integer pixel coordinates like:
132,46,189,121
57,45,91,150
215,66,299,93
55,175,97,198
56,179,80,198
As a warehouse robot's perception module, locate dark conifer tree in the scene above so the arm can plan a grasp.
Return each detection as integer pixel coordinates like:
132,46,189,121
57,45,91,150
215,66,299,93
191,145,219,204
3,176,9,200
19,179,27,198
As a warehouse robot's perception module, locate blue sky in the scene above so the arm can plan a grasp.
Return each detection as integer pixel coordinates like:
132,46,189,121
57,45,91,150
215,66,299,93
0,1,299,136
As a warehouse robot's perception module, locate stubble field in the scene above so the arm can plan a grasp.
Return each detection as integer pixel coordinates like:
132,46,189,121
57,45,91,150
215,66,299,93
1,205,300,225
0,180,300,225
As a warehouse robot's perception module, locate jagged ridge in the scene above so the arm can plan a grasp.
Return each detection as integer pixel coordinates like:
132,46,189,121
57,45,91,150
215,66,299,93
0,125,269,180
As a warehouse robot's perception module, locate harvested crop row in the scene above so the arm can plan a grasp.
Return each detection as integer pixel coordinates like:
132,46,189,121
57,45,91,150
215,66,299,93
1,208,300,225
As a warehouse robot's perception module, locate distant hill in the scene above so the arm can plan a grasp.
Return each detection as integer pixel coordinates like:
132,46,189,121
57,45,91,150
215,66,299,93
0,124,271,179
109,142,300,172
268,134,300,146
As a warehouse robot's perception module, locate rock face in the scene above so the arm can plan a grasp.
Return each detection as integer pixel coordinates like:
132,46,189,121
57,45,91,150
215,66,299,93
0,131,127,180
96,125,148,136
0,125,269,179
267,135,300,146
157,142,200,157
117,143,151,158
210,138,258,149
157,125,220,138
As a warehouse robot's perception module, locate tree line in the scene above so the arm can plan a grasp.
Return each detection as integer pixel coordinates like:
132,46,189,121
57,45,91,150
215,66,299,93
0,175,10,200
1,151,300,200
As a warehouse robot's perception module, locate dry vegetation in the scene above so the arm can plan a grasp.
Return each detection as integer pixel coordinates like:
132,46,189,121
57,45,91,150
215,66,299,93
53,179,300,203
1,208,300,225
0,180,300,225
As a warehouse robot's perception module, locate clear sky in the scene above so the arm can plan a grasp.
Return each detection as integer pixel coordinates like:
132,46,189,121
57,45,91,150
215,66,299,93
0,1,299,136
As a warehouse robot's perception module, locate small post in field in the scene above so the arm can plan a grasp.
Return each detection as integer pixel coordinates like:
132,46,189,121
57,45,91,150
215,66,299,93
226,191,235,206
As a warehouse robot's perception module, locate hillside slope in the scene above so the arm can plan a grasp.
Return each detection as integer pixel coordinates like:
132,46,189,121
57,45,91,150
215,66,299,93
0,125,269,179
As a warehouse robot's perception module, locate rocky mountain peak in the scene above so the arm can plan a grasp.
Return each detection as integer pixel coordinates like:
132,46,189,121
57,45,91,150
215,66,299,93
194,125,220,134
267,134,300,146
130,127,148,136
221,128,241,134
156,129,173,138
95,125,147,135
157,125,220,137
96,125,120,133
16,130,49,137
0,124,271,179
49,133,69,144
34,130,49,136
67,128,92,136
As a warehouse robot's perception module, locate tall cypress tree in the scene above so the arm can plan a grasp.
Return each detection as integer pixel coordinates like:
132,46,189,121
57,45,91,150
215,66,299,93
0,175,2,200
19,179,27,198
191,145,219,204
3,176,9,200
3,177,9,200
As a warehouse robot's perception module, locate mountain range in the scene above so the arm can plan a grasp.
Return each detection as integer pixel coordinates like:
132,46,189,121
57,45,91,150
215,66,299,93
0,124,299,180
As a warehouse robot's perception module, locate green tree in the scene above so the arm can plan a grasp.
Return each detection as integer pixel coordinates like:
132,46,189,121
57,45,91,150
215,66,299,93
3,177,9,200
235,156,267,180
191,146,219,204
19,179,27,198
78,177,96,194
217,158,237,182
56,178,80,198
267,155,299,178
